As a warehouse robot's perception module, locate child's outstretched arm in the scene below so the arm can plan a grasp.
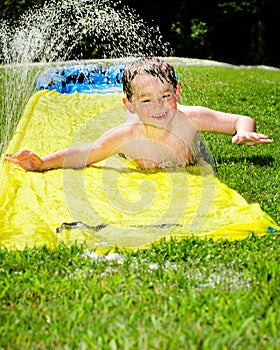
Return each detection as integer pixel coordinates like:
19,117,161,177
230,116,273,145
5,145,96,172
182,106,274,146
4,125,129,172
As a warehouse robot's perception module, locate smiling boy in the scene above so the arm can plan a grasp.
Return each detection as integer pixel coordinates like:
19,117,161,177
5,57,273,171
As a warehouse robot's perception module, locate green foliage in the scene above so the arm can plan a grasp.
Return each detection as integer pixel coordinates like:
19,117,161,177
218,0,271,15
0,0,46,19
126,0,278,66
0,0,279,65
190,19,210,51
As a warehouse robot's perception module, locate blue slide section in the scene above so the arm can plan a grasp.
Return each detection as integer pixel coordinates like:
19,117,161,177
35,64,125,94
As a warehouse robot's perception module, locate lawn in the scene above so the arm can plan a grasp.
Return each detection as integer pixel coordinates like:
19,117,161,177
0,64,279,349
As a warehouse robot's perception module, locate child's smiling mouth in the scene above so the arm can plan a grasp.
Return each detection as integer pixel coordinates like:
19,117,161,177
151,111,168,120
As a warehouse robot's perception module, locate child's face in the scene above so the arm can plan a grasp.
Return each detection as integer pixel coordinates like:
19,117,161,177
123,74,180,126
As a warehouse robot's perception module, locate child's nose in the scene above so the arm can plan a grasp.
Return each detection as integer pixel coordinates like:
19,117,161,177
155,97,164,104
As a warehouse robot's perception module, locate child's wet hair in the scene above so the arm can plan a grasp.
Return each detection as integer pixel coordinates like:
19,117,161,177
122,57,178,101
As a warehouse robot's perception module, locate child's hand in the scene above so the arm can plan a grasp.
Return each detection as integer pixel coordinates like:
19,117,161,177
232,132,274,146
5,150,43,171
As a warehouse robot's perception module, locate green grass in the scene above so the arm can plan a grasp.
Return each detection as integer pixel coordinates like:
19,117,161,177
177,66,280,223
0,65,280,349
0,64,39,154
1,237,280,349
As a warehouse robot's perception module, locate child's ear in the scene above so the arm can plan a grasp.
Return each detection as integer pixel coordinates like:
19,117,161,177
122,97,136,113
175,84,181,100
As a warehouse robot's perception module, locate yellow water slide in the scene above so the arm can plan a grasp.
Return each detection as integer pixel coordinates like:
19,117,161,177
0,90,278,252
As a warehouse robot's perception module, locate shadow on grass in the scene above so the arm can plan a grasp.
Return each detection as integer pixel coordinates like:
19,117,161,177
215,155,275,166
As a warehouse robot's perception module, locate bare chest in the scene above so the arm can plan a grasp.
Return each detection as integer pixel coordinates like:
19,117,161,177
121,134,192,169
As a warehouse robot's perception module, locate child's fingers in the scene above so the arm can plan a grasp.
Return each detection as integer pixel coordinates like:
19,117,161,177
4,154,19,163
5,150,33,160
254,133,269,139
4,153,16,159
241,138,273,145
252,138,274,144
232,133,274,145
5,150,34,166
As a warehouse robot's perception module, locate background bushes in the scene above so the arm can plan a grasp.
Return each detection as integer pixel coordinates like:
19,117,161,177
0,0,279,66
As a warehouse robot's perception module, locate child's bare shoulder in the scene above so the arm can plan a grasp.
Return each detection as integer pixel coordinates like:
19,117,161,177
114,120,142,141
177,104,205,115
177,104,211,124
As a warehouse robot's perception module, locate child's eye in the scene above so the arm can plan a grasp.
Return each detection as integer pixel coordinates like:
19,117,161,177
141,99,151,103
162,94,171,99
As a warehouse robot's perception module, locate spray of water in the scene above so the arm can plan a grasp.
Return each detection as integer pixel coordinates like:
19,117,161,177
0,0,173,155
